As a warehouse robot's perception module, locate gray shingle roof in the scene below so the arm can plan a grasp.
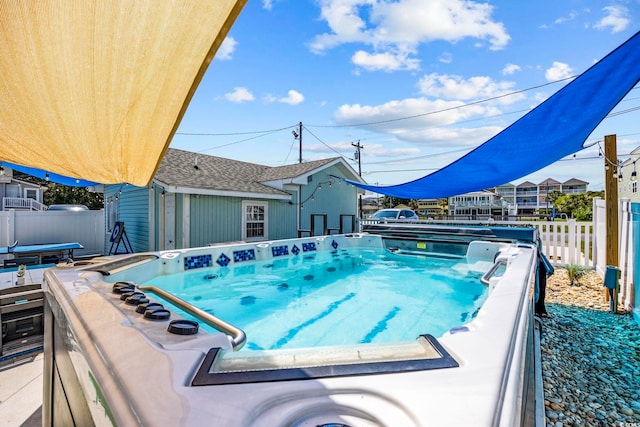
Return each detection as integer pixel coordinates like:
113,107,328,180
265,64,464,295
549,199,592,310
154,148,341,195
562,178,588,185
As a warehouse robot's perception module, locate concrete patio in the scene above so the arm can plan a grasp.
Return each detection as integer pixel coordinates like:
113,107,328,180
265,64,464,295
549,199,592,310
0,266,46,427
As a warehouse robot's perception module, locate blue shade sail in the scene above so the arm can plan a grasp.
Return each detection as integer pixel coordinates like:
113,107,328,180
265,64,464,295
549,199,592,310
1,162,98,187
346,31,640,199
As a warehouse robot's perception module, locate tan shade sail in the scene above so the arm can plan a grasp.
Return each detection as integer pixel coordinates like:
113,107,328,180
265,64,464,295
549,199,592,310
0,0,246,185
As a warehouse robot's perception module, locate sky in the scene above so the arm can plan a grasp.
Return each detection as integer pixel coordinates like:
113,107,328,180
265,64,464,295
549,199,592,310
170,0,640,194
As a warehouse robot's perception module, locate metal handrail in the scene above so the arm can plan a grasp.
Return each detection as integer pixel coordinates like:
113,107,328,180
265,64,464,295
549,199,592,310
480,259,508,285
138,285,246,351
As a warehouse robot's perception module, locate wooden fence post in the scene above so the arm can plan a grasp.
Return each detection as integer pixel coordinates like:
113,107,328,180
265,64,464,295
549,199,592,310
604,134,619,301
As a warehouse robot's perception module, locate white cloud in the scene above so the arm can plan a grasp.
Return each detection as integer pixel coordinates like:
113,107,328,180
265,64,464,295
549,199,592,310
266,90,305,105
305,141,421,158
216,37,238,61
224,87,254,103
332,97,502,147
417,73,523,104
539,10,579,29
262,0,273,10
439,52,453,64
360,144,421,158
398,125,502,146
593,6,630,33
545,62,573,82
281,90,305,105
502,63,521,75
310,0,510,70
351,50,420,71
554,11,577,25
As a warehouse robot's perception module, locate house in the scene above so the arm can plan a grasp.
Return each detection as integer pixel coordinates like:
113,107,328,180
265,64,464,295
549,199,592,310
447,178,589,218
415,199,446,218
619,146,640,201
448,191,501,219
537,178,562,210
103,148,365,253
360,197,381,218
0,166,47,211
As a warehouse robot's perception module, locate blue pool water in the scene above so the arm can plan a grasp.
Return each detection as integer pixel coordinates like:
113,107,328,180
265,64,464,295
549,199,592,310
142,248,488,350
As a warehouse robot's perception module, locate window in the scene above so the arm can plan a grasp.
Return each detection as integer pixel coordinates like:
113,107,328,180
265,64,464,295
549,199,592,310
6,184,19,198
242,201,268,241
25,188,38,200
633,182,637,193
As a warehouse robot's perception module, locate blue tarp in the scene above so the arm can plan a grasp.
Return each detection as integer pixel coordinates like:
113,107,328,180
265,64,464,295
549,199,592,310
346,31,640,199
1,161,98,187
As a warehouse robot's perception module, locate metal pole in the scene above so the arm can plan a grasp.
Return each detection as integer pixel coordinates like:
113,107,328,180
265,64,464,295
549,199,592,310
352,141,363,218
298,121,303,164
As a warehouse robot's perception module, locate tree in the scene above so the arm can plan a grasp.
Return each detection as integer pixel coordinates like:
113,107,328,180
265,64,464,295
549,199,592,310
553,191,603,220
547,190,564,208
380,196,411,208
438,198,449,212
13,171,104,210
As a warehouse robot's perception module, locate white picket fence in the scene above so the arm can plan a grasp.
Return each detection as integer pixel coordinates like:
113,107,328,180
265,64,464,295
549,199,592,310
361,218,594,267
593,197,634,312
532,220,594,267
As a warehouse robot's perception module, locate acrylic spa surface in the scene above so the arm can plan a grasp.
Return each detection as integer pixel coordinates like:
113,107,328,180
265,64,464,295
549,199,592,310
42,233,538,427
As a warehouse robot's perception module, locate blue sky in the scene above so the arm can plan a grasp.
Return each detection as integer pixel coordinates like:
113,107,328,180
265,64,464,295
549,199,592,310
170,0,639,193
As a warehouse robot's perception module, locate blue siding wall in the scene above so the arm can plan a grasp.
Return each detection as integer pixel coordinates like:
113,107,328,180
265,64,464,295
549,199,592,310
104,184,150,253
189,195,297,247
298,165,359,234
190,195,242,246
269,196,298,240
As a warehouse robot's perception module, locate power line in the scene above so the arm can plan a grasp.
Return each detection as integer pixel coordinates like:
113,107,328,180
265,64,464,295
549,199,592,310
190,127,290,154
301,125,352,159
306,75,578,128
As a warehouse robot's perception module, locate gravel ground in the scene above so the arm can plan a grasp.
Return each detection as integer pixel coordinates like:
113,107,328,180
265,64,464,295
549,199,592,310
541,267,640,426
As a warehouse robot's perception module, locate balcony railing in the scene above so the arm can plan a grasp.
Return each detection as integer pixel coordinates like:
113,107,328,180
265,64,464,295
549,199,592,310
2,197,48,211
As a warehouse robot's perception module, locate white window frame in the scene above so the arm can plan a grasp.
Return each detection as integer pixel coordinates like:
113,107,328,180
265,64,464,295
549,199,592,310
24,188,38,200
242,200,268,242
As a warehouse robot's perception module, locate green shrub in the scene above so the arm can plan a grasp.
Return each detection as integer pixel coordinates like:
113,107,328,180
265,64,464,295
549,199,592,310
565,263,587,286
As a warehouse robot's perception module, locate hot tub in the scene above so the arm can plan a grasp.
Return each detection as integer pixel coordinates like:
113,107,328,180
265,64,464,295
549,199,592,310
41,226,543,426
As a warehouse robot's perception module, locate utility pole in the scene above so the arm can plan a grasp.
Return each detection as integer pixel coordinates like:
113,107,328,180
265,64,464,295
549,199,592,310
291,122,303,164
352,140,363,176
352,140,363,219
298,122,303,164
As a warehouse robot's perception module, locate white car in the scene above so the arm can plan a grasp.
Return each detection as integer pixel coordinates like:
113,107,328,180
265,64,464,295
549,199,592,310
369,208,420,222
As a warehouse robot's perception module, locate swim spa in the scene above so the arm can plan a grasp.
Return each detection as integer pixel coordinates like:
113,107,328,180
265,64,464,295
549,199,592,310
41,226,544,426
143,246,490,350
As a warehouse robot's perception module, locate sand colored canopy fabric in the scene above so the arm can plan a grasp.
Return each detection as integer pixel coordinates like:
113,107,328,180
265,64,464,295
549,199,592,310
0,0,246,185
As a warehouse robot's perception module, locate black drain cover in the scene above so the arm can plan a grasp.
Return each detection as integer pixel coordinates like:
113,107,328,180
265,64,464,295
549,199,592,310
144,309,171,321
167,320,199,335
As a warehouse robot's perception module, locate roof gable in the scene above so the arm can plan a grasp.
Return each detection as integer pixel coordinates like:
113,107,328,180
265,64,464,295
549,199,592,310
562,178,588,185
539,178,560,185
